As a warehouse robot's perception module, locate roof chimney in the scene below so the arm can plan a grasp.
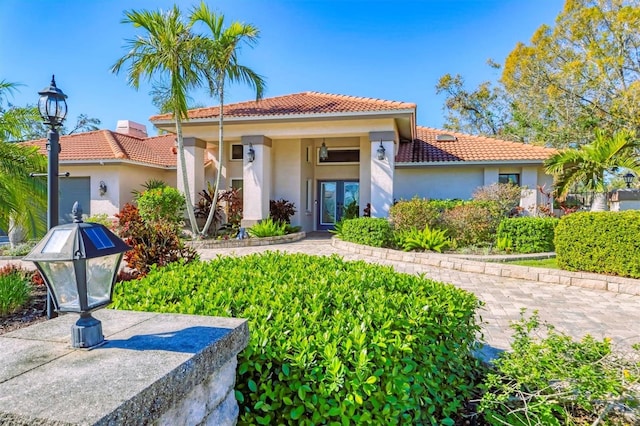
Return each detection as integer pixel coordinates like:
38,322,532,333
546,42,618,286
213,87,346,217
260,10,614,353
115,120,147,138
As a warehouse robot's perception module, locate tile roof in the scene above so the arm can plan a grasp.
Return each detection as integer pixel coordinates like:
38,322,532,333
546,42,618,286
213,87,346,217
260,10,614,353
23,131,176,168
150,91,416,121
396,126,555,164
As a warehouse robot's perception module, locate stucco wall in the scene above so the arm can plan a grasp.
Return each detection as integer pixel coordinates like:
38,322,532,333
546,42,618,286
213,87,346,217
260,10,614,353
395,165,550,204
59,163,174,218
394,167,485,201
272,139,302,225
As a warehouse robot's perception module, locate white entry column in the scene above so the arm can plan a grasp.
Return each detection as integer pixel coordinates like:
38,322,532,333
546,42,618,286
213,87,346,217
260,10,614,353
177,137,206,209
369,131,395,218
241,135,272,227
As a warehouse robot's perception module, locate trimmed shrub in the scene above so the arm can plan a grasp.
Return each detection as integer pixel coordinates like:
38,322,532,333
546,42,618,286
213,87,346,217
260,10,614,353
340,218,393,247
389,197,461,232
112,252,482,425
496,217,559,254
137,186,185,227
555,211,640,278
441,201,502,247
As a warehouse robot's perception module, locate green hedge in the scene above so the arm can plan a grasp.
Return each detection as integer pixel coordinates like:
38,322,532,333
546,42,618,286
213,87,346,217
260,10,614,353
112,253,482,425
496,217,559,254
340,217,393,247
555,211,640,278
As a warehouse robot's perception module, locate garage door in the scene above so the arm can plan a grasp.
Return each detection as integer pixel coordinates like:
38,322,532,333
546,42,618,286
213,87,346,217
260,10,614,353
59,177,90,224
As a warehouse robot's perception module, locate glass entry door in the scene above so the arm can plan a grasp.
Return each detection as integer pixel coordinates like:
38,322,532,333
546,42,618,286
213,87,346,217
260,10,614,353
318,181,359,230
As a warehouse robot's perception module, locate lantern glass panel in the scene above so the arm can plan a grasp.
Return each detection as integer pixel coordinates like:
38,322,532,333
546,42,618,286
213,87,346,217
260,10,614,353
86,253,120,308
40,261,79,310
42,229,73,253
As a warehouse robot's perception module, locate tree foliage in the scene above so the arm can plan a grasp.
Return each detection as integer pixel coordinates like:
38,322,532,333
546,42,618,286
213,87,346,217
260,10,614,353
437,0,640,148
503,0,640,147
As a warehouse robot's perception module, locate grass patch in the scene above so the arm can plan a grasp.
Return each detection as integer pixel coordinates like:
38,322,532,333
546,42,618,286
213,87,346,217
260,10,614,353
508,257,558,269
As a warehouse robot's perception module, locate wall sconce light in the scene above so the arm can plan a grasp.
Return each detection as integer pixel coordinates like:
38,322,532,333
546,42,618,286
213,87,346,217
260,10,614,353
376,141,386,161
319,139,329,161
247,143,255,163
99,181,107,196
623,172,635,188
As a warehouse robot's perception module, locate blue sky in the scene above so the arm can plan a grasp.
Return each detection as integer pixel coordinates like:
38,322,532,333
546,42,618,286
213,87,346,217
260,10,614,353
0,0,564,137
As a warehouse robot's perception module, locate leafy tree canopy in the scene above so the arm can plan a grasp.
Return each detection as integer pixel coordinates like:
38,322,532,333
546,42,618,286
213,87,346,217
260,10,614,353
437,0,640,148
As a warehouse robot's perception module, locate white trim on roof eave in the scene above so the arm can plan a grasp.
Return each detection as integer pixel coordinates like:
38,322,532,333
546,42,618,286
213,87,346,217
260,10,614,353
151,108,417,126
59,159,176,169
395,159,547,167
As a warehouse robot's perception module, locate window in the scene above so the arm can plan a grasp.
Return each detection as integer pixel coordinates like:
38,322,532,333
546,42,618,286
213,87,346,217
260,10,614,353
231,179,243,192
230,144,243,161
499,173,520,186
318,148,360,165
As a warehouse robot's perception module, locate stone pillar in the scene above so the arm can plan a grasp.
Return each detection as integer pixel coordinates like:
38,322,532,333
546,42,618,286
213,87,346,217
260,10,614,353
241,135,272,227
369,131,395,218
177,137,206,208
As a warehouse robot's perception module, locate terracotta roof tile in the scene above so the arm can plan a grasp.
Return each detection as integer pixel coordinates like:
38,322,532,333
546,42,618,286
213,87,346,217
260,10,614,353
23,131,177,168
396,126,555,164
150,91,416,121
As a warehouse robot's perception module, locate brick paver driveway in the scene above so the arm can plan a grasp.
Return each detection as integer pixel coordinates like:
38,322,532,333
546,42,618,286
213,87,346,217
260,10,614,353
199,233,640,356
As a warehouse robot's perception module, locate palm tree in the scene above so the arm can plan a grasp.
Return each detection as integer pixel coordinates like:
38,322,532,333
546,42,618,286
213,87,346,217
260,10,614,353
545,129,640,211
0,80,47,245
190,1,265,236
111,6,202,235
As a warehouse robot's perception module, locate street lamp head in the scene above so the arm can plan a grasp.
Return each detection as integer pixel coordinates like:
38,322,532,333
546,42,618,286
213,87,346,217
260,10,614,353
38,75,68,127
24,202,130,348
623,172,635,189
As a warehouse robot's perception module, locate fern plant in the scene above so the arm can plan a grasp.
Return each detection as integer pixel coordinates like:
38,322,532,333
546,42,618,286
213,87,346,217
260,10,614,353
401,226,451,252
248,217,287,238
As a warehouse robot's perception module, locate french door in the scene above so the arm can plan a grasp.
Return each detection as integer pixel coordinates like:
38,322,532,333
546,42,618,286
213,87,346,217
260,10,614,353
317,180,359,230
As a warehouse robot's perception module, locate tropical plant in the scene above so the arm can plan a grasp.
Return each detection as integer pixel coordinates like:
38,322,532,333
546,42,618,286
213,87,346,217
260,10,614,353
137,186,185,228
131,179,167,200
0,81,47,244
269,198,296,224
0,264,32,316
114,203,197,276
112,5,202,235
545,129,640,211
398,226,451,253
342,200,359,220
247,217,287,238
190,1,265,236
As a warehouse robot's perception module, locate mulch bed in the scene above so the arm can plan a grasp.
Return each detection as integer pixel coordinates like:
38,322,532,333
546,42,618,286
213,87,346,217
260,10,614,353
0,285,47,335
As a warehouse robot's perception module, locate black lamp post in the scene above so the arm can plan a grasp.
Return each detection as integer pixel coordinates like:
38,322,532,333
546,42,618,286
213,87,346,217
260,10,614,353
623,172,635,189
38,75,68,319
24,203,130,348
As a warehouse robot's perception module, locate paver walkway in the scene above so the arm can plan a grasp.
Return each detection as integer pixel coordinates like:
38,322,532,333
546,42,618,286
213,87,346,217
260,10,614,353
199,233,640,356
